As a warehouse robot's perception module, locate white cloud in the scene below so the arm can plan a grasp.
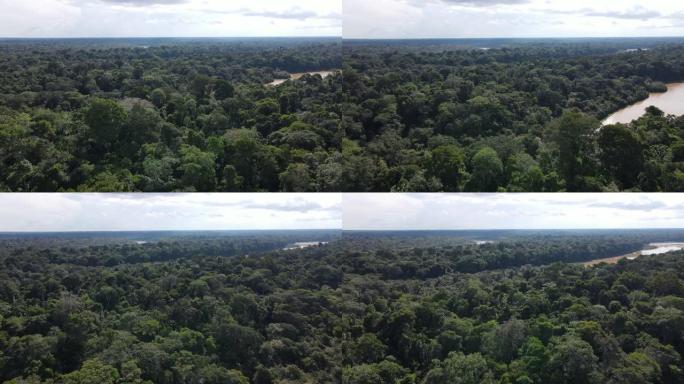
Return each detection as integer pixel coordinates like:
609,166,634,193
0,0,341,37
343,194,684,230
343,0,684,38
0,193,342,232
2,193,683,232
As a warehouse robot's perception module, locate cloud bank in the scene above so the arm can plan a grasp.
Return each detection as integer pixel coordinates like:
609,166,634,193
1,193,683,232
343,194,684,230
344,0,684,38
0,0,341,37
0,193,342,232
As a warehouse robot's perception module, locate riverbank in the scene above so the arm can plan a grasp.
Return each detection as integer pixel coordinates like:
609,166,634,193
582,242,684,266
582,251,640,266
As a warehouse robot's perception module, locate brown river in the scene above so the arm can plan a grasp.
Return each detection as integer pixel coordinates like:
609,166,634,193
583,242,684,266
602,82,684,125
267,70,338,86
282,241,329,250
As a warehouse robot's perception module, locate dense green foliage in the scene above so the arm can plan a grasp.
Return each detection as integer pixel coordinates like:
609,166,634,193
0,38,341,191
2,230,684,383
342,41,684,191
6,38,684,191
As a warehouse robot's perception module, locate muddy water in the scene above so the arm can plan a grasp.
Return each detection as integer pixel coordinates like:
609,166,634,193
602,83,684,125
282,241,329,250
583,242,684,266
267,70,338,86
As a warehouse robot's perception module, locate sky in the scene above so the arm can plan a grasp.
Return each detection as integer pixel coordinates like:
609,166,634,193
4,0,681,39
4,193,684,232
0,0,341,38
344,0,684,39
343,194,684,230
0,194,341,232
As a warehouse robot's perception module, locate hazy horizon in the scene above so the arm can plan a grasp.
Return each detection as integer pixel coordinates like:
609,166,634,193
0,229,341,234
0,36,680,40
3,228,684,234
342,36,684,40
0,36,341,40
